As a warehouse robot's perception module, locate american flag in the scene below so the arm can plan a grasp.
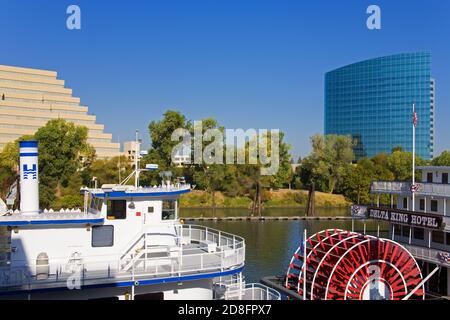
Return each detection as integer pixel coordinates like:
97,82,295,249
410,183,420,193
412,105,418,128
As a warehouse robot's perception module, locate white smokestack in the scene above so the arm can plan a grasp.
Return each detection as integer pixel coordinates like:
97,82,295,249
19,141,39,215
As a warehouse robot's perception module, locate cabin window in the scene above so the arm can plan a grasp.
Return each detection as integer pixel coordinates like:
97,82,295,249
443,173,449,184
107,200,127,220
427,172,433,183
162,200,176,220
403,197,408,209
402,226,410,238
393,224,401,236
413,227,425,240
419,199,425,211
92,225,114,247
90,197,103,212
431,200,438,212
432,231,445,244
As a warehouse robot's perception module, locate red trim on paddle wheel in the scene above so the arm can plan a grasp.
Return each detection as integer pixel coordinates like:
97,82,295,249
285,229,424,300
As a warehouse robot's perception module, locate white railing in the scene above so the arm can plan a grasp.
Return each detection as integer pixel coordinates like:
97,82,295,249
222,283,281,300
371,181,450,198
371,181,411,194
213,276,281,300
0,225,245,289
403,244,450,267
119,224,183,271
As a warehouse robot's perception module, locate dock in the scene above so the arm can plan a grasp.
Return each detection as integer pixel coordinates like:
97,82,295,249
182,216,353,222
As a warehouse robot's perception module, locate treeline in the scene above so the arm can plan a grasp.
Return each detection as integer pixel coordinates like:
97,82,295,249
1,112,449,211
138,110,292,214
293,135,450,205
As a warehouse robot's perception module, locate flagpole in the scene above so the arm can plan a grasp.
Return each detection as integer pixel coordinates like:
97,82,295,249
412,103,416,212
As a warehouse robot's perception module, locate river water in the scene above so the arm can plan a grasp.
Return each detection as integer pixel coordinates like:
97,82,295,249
184,208,389,284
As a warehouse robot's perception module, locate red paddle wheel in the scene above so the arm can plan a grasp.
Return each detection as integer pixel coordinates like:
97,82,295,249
285,229,425,300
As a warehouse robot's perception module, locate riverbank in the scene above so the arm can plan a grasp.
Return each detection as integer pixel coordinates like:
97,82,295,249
179,189,350,209
183,215,353,222
179,206,350,218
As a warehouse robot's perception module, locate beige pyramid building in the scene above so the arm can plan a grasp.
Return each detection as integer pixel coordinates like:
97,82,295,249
0,65,120,158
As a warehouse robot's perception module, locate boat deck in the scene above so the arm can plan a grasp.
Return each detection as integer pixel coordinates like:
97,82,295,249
0,225,245,294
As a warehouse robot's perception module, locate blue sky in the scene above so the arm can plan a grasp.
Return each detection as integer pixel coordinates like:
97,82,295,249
1,0,449,159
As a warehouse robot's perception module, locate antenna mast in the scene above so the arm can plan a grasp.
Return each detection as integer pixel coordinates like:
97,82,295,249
135,130,140,188
118,135,121,184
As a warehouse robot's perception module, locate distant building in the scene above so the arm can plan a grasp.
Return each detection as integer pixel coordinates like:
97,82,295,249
172,145,191,167
0,64,120,158
291,163,300,173
325,52,434,160
123,140,138,162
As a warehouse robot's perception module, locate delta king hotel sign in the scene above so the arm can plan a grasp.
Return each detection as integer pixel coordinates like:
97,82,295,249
351,205,445,230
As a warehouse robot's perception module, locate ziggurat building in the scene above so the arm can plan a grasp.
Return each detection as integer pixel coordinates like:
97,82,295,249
0,65,120,158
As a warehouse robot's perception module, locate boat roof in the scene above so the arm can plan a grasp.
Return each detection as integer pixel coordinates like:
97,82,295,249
89,185,191,199
0,212,103,226
416,166,450,171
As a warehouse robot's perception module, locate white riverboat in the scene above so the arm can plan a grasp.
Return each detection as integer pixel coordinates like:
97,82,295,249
0,139,280,300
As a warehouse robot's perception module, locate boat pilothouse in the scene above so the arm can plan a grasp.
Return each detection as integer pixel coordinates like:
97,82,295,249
368,166,450,298
0,138,279,300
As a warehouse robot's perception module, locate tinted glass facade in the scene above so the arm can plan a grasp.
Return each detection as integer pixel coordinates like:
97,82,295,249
325,53,434,160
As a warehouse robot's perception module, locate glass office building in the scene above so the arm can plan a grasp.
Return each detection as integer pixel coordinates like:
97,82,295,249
325,52,434,160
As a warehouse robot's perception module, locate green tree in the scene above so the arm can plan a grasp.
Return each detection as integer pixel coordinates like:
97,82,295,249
268,132,293,189
189,117,227,215
33,119,93,208
141,110,191,185
0,135,34,200
432,151,450,166
340,158,375,204
387,149,425,181
147,110,191,168
300,134,354,193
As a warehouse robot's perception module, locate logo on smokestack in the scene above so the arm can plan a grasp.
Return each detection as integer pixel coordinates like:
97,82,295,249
23,164,37,180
